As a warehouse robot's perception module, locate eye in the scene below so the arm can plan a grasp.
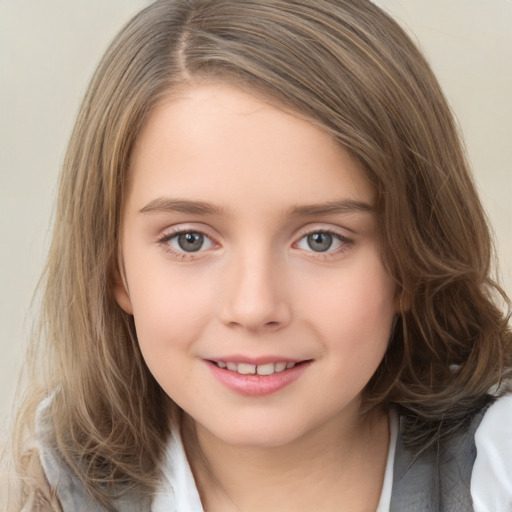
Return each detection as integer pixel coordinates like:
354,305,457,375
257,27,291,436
165,231,214,253
295,231,348,253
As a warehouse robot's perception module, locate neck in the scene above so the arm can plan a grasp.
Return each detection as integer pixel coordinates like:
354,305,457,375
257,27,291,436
184,406,390,512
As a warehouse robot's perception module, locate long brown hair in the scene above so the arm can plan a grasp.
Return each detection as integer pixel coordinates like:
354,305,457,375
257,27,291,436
6,0,511,509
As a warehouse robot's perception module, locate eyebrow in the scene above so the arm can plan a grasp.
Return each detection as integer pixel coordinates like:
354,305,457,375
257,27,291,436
139,197,229,216
288,199,373,216
139,197,372,217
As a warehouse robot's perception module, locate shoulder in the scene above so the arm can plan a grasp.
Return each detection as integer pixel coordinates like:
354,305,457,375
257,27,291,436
390,393,512,511
35,396,103,511
35,396,151,512
471,392,512,512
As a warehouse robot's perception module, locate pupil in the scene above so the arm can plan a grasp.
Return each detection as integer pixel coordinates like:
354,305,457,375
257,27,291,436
307,232,332,252
178,232,203,252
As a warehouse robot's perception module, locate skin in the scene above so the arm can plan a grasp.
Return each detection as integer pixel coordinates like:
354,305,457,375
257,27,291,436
116,83,397,511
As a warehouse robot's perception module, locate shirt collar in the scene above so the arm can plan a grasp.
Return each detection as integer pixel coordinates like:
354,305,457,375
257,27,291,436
152,423,204,512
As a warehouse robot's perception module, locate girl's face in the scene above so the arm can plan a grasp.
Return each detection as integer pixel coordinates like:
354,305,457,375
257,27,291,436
116,84,396,448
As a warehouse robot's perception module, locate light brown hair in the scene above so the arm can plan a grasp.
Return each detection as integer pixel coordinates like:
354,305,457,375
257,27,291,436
5,0,511,509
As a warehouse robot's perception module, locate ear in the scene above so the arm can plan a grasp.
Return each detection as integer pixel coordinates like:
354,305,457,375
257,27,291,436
113,274,134,315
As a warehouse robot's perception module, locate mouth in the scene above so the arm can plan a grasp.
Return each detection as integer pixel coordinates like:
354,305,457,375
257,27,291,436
208,360,310,376
206,358,312,396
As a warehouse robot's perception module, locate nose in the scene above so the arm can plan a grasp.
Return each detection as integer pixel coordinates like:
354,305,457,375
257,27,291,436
219,248,292,333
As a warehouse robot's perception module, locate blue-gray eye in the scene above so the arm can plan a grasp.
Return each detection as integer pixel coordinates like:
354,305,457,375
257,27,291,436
296,231,345,253
307,232,333,252
170,232,213,252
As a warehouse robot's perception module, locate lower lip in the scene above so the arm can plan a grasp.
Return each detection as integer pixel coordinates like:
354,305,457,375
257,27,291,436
207,361,311,396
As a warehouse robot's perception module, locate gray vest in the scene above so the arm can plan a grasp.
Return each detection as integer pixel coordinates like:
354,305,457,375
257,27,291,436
390,408,488,512
42,411,486,511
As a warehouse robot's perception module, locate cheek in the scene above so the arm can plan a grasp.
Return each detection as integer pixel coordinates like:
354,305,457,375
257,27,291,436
299,260,396,354
127,275,216,401
127,266,217,355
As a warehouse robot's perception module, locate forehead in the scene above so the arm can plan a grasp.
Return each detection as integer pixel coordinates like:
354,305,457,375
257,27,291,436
127,83,374,213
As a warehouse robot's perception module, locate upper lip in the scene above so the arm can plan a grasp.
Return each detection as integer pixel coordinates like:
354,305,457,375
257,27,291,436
205,355,309,365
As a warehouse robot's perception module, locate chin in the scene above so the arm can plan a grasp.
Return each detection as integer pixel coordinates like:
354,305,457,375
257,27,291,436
200,417,311,449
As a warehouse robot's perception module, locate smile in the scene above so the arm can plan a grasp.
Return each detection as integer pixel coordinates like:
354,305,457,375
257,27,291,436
213,361,298,375
207,359,312,396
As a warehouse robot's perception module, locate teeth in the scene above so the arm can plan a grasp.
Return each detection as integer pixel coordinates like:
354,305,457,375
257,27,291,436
216,361,297,375
257,363,275,375
237,363,256,375
275,362,287,372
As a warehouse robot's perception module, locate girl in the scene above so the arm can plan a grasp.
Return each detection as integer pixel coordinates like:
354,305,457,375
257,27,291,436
5,0,512,510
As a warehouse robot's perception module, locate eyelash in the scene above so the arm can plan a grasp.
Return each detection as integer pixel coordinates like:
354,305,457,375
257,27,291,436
157,227,353,260
293,229,353,260
157,227,217,260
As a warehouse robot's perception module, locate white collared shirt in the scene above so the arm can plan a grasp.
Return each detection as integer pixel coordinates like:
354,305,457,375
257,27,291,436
38,394,512,511
151,394,512,511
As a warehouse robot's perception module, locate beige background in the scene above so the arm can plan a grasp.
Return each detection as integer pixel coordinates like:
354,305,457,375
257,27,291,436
1,1,511,425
